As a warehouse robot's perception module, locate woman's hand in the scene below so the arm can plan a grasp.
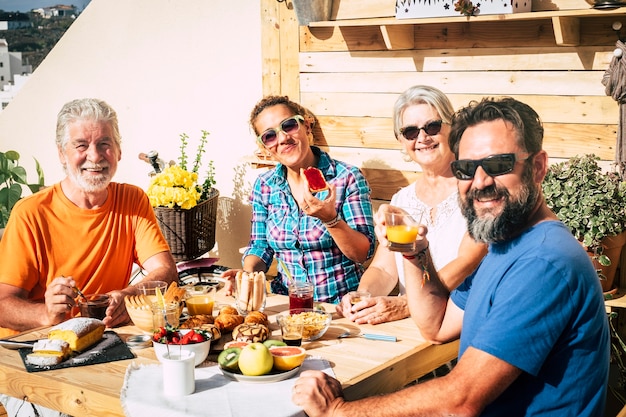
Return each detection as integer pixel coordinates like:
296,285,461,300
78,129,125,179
336,294,409,325
220,268,242,296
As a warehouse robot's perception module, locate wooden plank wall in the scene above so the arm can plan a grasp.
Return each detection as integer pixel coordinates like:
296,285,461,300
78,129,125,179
260,0,622,202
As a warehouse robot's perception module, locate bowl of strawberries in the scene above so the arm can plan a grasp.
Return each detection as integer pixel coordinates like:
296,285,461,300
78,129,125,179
152,326,212,367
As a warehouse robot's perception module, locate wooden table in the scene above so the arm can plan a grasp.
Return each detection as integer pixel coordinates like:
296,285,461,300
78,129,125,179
0,293,459,416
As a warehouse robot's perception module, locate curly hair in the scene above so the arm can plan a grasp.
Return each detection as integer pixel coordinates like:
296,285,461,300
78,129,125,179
249,95,315,136
448,97,543,158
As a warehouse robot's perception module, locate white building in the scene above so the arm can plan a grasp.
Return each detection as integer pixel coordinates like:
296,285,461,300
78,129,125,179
32,5,77,18
0,39,31,88
0,73,29,111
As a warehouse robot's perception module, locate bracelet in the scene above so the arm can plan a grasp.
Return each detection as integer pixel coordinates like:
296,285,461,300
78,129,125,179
402,244,430,287
323,213,341,228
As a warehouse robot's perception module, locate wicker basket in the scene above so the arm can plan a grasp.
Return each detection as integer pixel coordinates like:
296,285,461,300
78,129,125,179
154,189,219,262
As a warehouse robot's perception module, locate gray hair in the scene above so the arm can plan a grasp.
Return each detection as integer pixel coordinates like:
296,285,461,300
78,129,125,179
392,85,455,139
56,98,122,149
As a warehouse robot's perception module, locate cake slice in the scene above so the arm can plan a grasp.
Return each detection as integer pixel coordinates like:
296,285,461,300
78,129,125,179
26,339,71,366
48,317,105,352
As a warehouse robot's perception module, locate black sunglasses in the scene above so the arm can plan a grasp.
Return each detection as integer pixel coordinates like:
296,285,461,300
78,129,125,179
257,115,304,147
451,153,531,180
399,120,443,140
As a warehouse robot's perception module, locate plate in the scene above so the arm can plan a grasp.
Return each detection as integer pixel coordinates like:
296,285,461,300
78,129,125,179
220,366,301,383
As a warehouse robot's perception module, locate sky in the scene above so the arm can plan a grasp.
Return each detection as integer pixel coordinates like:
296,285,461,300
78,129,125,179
0,0,91,12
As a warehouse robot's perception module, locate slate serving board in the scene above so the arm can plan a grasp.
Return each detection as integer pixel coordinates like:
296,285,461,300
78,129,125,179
18,331,135,372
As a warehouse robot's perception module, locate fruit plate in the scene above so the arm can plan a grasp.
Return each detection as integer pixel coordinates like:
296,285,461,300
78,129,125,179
220,366,301,383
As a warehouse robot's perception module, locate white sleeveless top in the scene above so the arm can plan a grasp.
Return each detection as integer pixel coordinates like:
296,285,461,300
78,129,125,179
390,183,466,294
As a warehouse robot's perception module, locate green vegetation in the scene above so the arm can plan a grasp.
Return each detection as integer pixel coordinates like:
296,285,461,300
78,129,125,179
0,12,75,71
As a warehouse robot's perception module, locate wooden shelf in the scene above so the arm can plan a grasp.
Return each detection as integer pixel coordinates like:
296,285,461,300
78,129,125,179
308,7,626,49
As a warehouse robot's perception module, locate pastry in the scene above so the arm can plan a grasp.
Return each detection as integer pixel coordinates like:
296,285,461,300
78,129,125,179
26,339,71,366
244,311,269,327
235,271,266,312
214,313,244,332
219,305,239,316
198,323,221,341
48,317,105,352
180,314,214,329
232,323,269,343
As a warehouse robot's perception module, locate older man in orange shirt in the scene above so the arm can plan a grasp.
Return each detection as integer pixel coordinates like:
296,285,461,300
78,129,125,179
0,98,177,339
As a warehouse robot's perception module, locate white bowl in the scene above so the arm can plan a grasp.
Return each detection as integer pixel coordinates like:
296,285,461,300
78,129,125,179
152,330,211,367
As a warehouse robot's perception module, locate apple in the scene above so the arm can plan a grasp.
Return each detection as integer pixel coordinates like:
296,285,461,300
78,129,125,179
238,342,274,376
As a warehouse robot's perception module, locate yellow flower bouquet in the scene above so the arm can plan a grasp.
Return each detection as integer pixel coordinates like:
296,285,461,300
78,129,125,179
147,165,201,209
146,130,216,210
148,130,218,261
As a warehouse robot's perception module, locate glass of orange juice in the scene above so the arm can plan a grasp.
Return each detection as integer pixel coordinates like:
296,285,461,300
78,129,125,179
384,208,423,252
185,286,216,316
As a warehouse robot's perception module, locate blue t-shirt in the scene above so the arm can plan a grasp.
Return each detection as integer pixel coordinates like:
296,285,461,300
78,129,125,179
451,221,609,416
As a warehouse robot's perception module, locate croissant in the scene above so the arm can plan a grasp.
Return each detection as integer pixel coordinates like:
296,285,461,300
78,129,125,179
244,311,269,327
180,314,214,329
214,313,244,332
219,305,239,316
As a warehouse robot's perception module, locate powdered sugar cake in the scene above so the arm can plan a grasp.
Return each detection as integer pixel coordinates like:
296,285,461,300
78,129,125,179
48,317,105,351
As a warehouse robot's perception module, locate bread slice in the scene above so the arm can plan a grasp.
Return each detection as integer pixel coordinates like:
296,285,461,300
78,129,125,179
26,339,71,366
48,317,105,352
304,167,328,193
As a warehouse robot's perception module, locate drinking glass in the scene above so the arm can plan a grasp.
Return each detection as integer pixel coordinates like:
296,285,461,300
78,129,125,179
78,294,110,320
277,315,304,347
288,281,314,313
137,280,168,304
384,209,424,252
185,287,216,316
348,291,371,306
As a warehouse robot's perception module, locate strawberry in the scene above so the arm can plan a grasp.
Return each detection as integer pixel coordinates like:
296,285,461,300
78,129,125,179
190,332,205,343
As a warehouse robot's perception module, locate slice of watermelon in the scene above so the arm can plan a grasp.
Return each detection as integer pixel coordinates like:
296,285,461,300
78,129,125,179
304,167,328,192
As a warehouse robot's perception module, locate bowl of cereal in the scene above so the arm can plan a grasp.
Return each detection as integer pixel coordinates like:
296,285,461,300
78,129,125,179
276,309,332,341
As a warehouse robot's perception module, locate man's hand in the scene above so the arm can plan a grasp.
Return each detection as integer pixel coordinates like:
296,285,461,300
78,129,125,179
336,294,408,325
292,370,345,417
102,289,132,328
44,276,78,325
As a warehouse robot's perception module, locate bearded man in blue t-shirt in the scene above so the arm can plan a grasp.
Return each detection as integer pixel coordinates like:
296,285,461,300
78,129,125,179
291,97,609,417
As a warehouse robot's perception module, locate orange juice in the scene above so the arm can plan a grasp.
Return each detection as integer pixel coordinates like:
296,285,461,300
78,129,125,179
387,225,419,244
186,295,214,316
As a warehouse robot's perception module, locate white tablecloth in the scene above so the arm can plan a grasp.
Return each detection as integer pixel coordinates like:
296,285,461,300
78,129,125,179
120,357,333,417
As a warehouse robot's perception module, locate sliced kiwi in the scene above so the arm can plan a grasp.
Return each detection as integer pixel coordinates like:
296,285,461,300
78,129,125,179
263,339,287,349
217,347,242,372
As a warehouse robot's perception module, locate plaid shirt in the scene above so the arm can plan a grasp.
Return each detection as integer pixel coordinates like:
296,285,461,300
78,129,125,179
244,147,375,304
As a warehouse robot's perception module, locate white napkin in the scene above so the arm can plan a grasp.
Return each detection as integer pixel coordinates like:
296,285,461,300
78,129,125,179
120,357,333,417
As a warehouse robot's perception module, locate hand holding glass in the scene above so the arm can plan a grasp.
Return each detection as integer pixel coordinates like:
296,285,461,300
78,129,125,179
384,210,423,252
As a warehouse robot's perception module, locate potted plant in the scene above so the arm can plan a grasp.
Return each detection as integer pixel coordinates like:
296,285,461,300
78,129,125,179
146,130,218,262
542,154,626,292
0,150,45,232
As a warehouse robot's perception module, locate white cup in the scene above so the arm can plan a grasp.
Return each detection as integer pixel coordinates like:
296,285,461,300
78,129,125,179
161,351,195,396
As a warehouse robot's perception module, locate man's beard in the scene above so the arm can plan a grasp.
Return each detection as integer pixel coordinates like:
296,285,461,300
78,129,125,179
66,164,112,193
460,165,538,244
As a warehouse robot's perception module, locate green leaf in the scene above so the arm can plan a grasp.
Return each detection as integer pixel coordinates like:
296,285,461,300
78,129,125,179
4,150,19,161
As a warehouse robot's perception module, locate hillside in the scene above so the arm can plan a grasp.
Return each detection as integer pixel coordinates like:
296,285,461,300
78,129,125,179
1,12,74,71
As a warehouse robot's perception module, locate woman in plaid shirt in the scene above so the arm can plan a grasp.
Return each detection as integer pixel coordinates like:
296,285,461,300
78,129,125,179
224,96,375,304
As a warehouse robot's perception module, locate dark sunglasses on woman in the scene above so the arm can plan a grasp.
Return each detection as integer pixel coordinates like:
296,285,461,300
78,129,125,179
257,115,304,148
399,120,443,140
451,153,532,180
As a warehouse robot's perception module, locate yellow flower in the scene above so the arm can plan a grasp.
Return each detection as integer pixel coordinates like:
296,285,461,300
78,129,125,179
147,165,202,209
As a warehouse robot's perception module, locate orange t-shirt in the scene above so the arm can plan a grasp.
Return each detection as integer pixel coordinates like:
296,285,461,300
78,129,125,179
0,182,171,337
